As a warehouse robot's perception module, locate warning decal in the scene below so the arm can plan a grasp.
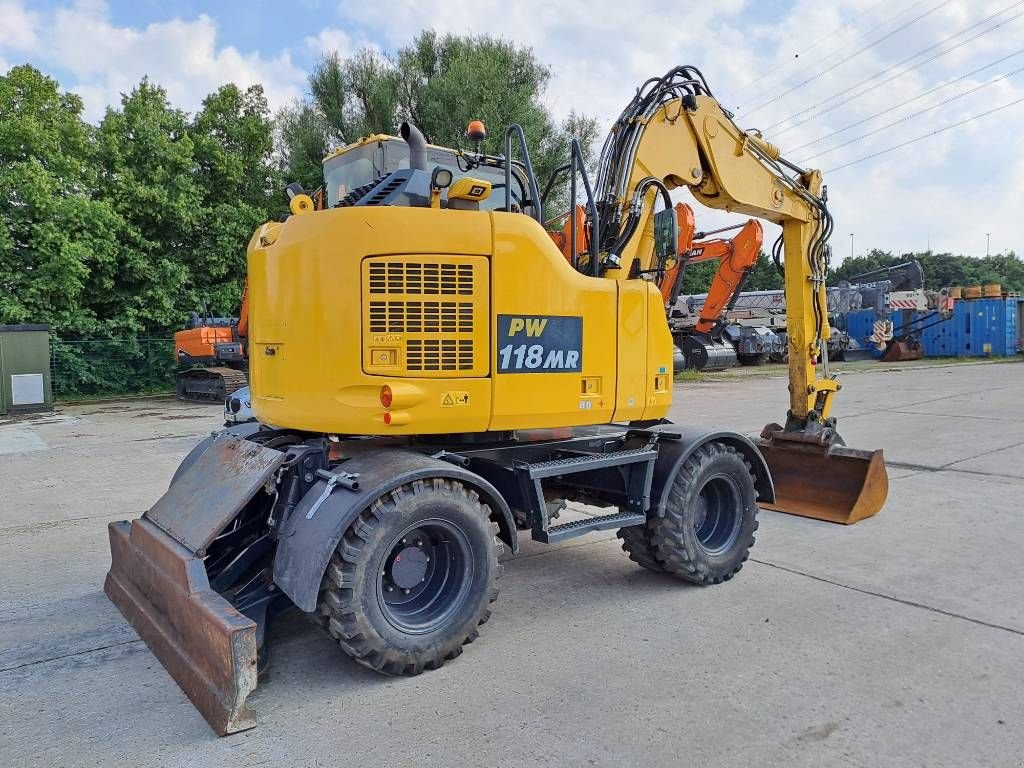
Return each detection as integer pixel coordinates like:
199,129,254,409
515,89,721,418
441,391,470,407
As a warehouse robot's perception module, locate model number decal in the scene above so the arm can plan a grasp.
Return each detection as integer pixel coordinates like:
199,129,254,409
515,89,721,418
497,315,582,373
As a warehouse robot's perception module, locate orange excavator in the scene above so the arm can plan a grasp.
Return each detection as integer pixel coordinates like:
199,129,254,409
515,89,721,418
551,202,763,370
173,284,249,401
660,204,763,370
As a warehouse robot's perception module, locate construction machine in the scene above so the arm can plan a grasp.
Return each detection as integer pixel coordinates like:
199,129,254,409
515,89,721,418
837,260,951,362
105,66,889,735
660,212,765,370
174,284,249,401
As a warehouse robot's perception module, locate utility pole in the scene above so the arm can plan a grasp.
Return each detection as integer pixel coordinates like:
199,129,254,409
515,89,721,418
849,233,854,259
986,233,991,256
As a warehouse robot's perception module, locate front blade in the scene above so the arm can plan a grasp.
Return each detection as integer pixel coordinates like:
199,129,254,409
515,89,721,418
756,440,889,525
105,518,258,735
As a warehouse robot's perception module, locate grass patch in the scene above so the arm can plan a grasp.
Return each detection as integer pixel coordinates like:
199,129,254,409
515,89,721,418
675,369,703,382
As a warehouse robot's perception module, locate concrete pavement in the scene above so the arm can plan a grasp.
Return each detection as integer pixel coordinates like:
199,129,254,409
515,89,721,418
1,362,1022,767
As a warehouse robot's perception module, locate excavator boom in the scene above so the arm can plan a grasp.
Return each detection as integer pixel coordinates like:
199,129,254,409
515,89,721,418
588,68,888,524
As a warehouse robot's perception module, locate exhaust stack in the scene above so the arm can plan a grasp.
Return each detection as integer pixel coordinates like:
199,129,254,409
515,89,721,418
400,122,427,170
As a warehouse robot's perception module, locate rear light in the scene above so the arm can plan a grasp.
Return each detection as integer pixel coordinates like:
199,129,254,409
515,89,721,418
383,412,392,425
380,385,393,408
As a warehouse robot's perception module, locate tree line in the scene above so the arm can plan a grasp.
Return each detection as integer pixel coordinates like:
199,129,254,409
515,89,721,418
1,32,595,340
2,30,1021,345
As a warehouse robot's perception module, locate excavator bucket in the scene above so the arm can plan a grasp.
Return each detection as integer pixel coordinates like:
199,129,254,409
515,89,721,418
756,438,889,525
880,338,923,362
104,434,283,734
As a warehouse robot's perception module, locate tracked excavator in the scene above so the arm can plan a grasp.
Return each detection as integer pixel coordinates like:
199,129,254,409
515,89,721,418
105,67,889,735
174,284,249,401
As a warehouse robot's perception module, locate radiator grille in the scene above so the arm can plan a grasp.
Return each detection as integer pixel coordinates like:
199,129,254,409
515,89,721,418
368,301,474,334
362,255,487,378
368,262,474,296
406,339,474,372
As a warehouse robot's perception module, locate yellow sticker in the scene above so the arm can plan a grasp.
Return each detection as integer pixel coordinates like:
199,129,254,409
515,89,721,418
441,391,470,407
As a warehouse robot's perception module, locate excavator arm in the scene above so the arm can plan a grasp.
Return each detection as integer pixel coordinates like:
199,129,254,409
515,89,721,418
586,67,887,523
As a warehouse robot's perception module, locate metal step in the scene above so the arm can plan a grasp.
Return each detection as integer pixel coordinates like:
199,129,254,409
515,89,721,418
535,510,647,544
520,447,658,478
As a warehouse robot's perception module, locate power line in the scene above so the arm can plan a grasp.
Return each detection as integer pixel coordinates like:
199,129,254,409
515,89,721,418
795,65,1024,164
741,0,954,117
825,94,1024,172
730,0,892,107
765,2,1024,135
786,48,1024,154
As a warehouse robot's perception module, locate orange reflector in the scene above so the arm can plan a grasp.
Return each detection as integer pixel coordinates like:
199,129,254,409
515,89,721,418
380,385,393,408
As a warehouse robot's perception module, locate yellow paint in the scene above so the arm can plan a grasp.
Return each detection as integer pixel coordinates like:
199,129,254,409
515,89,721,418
441,391,470,407
247,206,673,434
249,90,841,437
447,177,492,202
608,94,836,425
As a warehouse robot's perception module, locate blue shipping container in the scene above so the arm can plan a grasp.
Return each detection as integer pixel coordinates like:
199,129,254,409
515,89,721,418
842,298,1021,358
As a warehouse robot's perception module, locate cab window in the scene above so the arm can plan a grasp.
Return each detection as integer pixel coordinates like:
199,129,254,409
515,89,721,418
322,139,527,211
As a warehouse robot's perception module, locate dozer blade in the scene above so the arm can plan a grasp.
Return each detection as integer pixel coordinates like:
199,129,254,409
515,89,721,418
105,519,258,734
756,439,889,525
104,433,284,735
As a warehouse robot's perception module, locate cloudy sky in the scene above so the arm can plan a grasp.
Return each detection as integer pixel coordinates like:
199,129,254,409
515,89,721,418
3,0,1022,259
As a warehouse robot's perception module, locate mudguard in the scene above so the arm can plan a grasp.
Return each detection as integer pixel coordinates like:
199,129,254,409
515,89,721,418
647,425,775,514
170,421,262,487
273,449,518,613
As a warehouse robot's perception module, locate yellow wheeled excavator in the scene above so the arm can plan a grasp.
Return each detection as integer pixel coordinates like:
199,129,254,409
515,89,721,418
105,66,888,735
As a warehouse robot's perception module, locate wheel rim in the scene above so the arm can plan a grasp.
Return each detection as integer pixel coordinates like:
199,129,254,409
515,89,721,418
377,518,475,634
693,474,743,555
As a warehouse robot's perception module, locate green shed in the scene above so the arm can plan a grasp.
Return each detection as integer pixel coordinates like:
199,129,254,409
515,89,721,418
0,324,54,415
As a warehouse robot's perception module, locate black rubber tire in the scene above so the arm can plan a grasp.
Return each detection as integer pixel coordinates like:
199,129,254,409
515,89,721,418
649,442,759,585
317,478,501,675
617,524,665,572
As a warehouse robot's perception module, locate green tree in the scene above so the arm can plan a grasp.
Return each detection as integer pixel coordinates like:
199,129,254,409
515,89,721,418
94,78,201,334
277,32,598,212
830,250,1024,291
0,65,122,334
190,83,277,317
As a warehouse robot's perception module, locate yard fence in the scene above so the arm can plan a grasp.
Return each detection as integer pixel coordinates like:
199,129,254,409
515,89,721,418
49,338,177,399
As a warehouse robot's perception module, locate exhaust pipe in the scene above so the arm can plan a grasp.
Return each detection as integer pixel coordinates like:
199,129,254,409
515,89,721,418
400,122,427,170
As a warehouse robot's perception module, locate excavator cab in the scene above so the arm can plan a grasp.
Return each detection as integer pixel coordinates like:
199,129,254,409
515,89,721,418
321,127,535,215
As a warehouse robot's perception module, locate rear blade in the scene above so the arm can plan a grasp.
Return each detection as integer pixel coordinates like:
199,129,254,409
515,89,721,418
104,434,283,735
756,440,889,525
105,518,258,735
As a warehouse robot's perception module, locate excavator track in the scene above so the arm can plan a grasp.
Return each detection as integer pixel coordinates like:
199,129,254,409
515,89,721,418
176,367,247,402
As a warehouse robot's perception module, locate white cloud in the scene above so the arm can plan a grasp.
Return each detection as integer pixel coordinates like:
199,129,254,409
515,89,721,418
337,0,1024,256
306,27,357,57
0,0,38,51
2,1,307,121
3,0,1023,256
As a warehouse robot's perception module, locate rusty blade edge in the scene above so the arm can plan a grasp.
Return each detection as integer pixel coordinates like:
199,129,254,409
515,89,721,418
106,519,258,736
